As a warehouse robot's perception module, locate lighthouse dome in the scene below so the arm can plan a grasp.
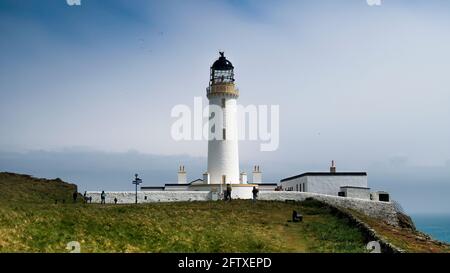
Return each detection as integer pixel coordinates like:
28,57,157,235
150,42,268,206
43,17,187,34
211,52,234,70
210,52,235,84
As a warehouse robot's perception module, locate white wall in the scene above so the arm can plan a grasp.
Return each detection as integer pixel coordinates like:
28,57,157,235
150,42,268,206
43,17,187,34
86,191,210,204
341,187,371,200
281,175,368,196
229,186,253,199
308,176,367,196
281,176,307,192
165,185,189,191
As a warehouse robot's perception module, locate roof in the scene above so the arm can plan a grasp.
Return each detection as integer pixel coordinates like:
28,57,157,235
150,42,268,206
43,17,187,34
211,52,234,70
140,186,165,190
167,178,203,186
340,186,371,190
280,172,367,183
189,179,204,184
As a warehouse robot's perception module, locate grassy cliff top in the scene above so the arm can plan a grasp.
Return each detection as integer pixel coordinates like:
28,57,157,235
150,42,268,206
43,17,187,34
0,172,77,204
0,172,368,252
0,172,448,253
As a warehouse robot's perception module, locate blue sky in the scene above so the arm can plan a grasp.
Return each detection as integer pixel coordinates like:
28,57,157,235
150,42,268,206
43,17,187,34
1,0,450,213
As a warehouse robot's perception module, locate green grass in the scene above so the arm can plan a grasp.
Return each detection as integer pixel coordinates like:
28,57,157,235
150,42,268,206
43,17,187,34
0,172,368,253
0,201,368,253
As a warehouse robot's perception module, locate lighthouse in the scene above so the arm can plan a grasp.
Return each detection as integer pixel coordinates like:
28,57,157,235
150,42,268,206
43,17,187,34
206,52,240,185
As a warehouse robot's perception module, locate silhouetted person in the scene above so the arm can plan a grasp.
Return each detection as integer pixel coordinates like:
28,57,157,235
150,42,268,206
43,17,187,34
292,210,303,222
101,191,106,204
252,186,259,203
114,198,118,204
226,184,232,201
73,191,78,203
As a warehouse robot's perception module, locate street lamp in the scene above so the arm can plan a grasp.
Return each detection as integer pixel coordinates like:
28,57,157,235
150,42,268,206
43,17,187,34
132,173,142,204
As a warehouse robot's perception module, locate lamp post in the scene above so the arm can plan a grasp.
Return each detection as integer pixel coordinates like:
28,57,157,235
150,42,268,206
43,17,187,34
132,173,142,204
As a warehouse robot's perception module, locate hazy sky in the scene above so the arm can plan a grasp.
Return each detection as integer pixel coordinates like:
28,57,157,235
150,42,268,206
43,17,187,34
1,0,450,213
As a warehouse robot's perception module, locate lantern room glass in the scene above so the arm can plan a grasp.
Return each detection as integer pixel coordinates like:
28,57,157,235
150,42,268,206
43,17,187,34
211,69,234,84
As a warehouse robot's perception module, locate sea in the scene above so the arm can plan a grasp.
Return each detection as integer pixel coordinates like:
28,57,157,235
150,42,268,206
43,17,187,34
411,214,450,243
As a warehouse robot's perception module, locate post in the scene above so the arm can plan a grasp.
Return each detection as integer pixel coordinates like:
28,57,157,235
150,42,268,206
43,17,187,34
135,181,138,204
132,173,142,204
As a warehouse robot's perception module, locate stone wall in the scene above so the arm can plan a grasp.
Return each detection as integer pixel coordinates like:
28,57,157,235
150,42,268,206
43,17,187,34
258,191,399,226
86,191,210,204
85,190,400,227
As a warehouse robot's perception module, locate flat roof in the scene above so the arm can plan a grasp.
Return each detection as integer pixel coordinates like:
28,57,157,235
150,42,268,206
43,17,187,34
280,172,367,182
340,186,371,190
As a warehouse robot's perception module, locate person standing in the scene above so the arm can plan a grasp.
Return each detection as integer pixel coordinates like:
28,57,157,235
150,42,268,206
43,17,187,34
101,190,106,204
226,184,232,201
252,186,259,203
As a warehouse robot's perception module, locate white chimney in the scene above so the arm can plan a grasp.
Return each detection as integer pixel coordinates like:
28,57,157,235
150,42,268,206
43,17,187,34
330,160,336,173
239,172,248,184
252,165,262,183
178,165,187,184
203,172,210,185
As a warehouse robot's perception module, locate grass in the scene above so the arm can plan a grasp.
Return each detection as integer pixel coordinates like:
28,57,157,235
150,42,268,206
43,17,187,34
0,172,368,253
0,200,369,253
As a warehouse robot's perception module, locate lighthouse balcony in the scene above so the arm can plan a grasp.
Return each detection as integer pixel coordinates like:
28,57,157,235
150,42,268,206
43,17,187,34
206,84,239,98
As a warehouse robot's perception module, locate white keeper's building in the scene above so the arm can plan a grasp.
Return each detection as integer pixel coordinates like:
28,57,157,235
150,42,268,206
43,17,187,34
280,161,389,201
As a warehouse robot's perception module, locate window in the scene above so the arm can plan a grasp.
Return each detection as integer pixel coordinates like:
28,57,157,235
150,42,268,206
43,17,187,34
223,128,226,140
303,183,306,192
296,184,298,191
222,175,226,184
221,98,226,108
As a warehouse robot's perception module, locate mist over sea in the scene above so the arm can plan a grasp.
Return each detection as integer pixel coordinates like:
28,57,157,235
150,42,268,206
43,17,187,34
412,214,450,243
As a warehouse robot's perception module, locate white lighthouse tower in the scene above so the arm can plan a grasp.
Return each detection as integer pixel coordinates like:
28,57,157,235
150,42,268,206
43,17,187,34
206,52,240,185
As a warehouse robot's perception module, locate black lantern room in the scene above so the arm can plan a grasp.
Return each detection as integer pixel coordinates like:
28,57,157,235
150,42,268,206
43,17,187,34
210,52,235,85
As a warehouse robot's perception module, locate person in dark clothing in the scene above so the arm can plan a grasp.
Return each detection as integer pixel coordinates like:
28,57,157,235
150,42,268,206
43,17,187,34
73,191,78,203
252,186,259,203
226,184,232,201
114,197,118,204
101,191,106,204
292,210,303,222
